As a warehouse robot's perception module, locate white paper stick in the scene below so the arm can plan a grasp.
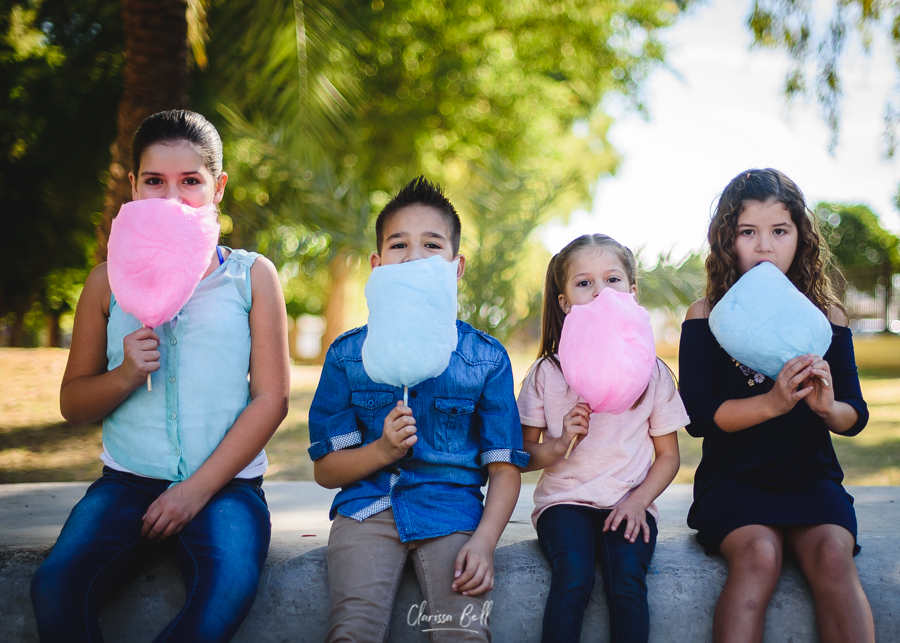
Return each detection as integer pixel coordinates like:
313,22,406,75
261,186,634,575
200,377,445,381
403,385,408,406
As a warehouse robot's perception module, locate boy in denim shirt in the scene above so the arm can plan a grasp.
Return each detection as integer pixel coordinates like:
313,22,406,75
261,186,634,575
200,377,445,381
309,176,528,643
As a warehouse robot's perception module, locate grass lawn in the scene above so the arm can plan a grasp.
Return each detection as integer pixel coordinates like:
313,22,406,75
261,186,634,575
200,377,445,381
2,345,899,485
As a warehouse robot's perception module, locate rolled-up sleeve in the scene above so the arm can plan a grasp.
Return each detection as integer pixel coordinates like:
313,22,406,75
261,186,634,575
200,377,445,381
678,320,729,438
308,345,363,461
476,350,530,468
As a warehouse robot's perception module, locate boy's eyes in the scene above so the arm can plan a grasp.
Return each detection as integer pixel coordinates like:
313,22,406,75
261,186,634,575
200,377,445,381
388,242,444,250
183,177,201,186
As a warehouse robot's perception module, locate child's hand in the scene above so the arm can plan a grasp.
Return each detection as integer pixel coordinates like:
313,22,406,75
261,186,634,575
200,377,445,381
800,355,836,417
559,402,591,456
141,478,210,540
379,401,417,461
767,354,817,416
119,327,161,389
603,495,652,544
452,534,494,596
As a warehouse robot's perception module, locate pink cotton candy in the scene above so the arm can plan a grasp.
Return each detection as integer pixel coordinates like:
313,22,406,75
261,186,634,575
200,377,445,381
558,288,656,415
108,199,220,329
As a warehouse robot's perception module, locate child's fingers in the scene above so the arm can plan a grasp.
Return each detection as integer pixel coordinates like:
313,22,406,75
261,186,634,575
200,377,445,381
456,563,487,594
784,355,815,380
792,385,814,401
452,552,476,591
602,508,619,532
131,327,160,342
453,548,466,580
386,403,413,421
461,568,494,596
136,338,160,352
391,425,417,448
626,515,649,543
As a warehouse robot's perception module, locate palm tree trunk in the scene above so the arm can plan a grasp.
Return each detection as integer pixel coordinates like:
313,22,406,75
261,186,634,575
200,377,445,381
317,251,351,363
95,0,190,263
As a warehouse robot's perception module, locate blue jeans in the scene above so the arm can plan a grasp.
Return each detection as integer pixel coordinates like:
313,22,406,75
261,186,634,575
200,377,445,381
536,504,657,643
30,468,271,642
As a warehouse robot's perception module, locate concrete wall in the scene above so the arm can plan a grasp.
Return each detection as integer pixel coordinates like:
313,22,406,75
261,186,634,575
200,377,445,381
1,483,898,642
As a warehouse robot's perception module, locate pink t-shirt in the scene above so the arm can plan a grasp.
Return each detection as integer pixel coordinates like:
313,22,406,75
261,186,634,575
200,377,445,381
517,357,689,527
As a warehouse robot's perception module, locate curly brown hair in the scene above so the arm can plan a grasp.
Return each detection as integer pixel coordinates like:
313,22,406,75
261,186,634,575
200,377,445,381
705,168,843,315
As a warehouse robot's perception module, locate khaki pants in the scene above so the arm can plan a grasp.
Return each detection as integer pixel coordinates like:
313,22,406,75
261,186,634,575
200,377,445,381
326,508,492,643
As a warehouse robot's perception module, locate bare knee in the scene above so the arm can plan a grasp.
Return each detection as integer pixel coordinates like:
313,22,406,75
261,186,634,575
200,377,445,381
732,538,781,582
804,536,857,585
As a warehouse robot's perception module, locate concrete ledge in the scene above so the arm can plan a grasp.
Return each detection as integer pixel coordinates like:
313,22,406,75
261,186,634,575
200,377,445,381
2,483,898,642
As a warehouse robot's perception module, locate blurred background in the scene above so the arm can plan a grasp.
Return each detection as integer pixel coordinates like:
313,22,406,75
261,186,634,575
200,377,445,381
3,0,900,486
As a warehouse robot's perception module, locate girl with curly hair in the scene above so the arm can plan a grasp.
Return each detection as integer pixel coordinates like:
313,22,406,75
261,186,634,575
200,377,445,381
679,169,874,642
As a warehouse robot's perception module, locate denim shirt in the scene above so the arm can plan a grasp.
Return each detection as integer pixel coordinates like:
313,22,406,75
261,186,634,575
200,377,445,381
308,320,528,542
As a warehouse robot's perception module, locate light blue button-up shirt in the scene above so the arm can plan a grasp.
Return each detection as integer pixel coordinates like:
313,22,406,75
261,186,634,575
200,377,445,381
103,249,262,482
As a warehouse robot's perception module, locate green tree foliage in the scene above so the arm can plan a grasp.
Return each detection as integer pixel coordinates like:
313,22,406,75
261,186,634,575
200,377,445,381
455,153,571,337
195,0,682,342
816,202,900,291
747,0,899,154
637,250,705,309
1,1,123,345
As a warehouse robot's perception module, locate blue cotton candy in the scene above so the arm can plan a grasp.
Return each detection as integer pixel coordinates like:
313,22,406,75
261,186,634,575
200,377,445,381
362,255,459,388
709,261,832,379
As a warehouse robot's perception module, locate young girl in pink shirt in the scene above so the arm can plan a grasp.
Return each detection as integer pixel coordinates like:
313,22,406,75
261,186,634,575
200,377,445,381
517,234,687,643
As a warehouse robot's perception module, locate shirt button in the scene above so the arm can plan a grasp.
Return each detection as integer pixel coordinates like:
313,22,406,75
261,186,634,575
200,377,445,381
171,412,177,420
368,400,374,406
169,376,176,383
451,407,458,414
409,391,418,399
395,491,402,498
170,338,177,345
174,449,181,456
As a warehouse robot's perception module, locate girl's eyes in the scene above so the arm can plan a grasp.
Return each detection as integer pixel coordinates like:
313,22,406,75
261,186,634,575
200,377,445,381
142,177,202,186
738,228,790,237
607,276,621,283
576,279,591,287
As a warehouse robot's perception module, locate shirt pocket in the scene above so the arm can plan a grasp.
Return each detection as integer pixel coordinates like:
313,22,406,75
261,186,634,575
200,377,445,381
600,474,638,508
433,396,476,452
539,472,577,497
351,390,396,436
